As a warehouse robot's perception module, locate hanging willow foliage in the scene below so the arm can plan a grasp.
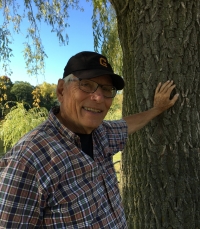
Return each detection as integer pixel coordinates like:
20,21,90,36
0,0,83,76
92,0,123,76
0,0,122,78
0,102,48,151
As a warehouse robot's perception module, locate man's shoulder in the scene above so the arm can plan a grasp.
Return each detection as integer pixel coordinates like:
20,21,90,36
94,119,128,138
100,119,127,130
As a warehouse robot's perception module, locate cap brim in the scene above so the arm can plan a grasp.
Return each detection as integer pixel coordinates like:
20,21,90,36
73,69,125,90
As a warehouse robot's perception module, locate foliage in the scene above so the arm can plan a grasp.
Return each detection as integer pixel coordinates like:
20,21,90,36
32,87,41,108
32,81,57,110
0,75,13,116
105,93,122,120
0,28,13,75
10,81,34,106
0,102,48,151
92,0,123,76
0,76,10,103
1,0,122,78
0,0,84,76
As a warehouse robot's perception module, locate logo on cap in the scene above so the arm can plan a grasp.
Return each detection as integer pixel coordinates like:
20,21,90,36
100,58,108,67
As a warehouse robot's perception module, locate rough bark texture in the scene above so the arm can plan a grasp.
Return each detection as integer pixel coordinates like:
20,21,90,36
111,0,200,228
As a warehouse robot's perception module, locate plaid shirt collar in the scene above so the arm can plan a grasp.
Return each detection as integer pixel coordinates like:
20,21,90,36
49,106,78,143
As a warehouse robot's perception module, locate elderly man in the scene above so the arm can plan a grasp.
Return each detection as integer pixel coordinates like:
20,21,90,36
0,51,179,228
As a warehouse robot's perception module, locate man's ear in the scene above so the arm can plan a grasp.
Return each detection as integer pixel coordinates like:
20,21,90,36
56,79,65,102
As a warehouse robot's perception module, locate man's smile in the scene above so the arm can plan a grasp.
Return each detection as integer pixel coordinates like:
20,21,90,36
83,106,102,113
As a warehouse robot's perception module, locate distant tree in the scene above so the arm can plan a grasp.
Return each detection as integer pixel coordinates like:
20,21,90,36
105,93,122,120
32,82,57,110
10,81,34,106
0,76,13,117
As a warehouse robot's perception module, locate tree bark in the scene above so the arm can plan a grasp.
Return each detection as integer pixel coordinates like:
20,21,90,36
111,0,200,228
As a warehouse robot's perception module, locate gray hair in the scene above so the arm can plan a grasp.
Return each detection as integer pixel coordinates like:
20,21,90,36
56,74,76,105
63,74,75,84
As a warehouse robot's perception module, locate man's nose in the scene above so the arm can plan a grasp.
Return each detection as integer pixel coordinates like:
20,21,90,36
90,87,104,102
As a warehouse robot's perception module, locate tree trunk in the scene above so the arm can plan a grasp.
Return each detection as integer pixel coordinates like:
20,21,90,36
111,0,200,228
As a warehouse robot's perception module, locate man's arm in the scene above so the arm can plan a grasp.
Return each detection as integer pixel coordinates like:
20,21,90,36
123,80,179,135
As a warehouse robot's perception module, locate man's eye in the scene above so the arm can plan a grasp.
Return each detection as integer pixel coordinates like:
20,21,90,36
81,82,90,87
103,87,112,92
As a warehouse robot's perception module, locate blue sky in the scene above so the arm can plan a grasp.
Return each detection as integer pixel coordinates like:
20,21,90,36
0,0,94,86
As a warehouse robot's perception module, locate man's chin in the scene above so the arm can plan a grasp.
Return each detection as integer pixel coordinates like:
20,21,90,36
82,122,103,133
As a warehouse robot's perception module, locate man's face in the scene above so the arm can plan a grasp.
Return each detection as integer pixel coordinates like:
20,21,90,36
56,75,113,134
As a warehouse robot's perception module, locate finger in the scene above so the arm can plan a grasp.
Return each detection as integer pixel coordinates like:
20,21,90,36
170,93,179,104
162,82,176,95
159,80,174,93
155,81,169,93
155,82,162,93
165,84,176,96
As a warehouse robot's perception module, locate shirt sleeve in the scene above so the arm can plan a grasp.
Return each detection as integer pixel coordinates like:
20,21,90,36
107,119,128,150
0,158,46,228
96,119,128,157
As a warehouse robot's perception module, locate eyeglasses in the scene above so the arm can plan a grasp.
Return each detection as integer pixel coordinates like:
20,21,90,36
70,78,117,98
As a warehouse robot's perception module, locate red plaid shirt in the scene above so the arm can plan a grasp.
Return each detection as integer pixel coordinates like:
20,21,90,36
0,107,128,228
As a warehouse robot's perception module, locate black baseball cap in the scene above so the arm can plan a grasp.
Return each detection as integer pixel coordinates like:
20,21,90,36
63,51,125,90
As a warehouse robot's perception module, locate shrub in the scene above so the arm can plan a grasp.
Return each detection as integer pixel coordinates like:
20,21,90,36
0,103,48,152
